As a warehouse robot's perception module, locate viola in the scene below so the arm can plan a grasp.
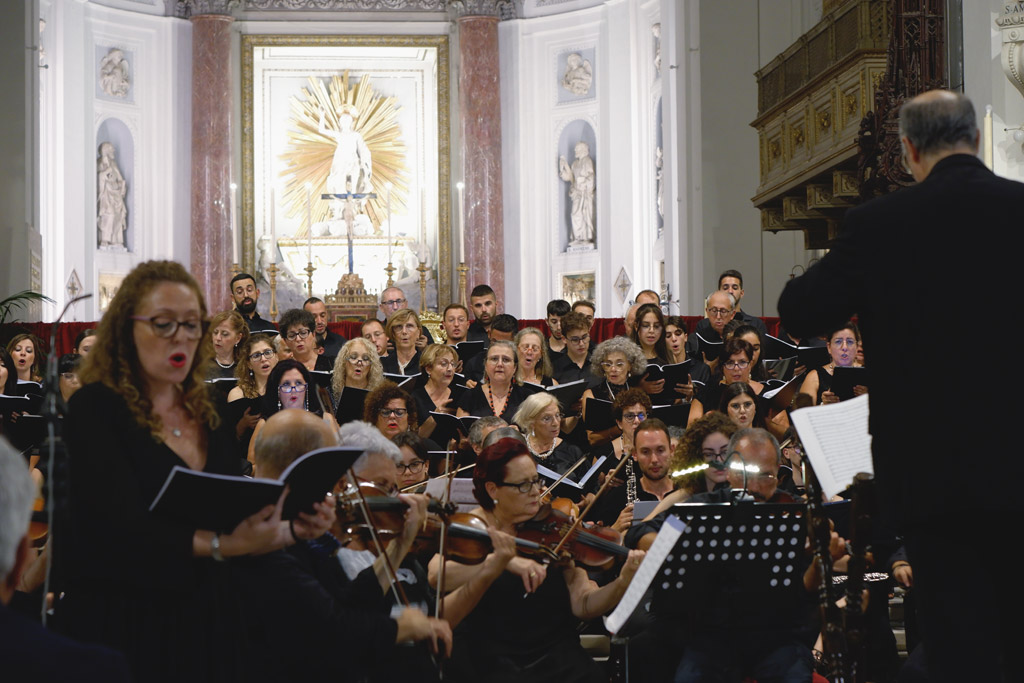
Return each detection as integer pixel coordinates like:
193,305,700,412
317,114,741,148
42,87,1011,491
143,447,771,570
518,503,630,570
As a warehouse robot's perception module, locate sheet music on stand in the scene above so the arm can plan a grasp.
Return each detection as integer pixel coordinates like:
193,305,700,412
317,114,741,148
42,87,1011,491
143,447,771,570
789,393,873,499
605,502,807,634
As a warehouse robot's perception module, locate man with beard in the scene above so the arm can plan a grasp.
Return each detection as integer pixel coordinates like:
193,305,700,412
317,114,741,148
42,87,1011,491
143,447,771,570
587,418,676,535
231,272,277,333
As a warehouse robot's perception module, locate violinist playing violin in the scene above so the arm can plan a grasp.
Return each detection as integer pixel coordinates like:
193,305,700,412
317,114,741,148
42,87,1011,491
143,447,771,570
233,410,449,683
431,437,645,683
335,421,520,682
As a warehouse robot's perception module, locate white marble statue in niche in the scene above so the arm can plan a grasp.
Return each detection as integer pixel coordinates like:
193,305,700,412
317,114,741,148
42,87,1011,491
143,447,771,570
97,142,127,249
559,141,596,247
561,53,593,96
652,24,662,73
100,48,130,98
655,146,664,219
319,104,373,231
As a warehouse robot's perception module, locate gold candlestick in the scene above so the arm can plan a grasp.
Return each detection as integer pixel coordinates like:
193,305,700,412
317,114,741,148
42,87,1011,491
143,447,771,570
230,262,241,278
457,262,469,308
417,261,429,315
384,262,396,288
304,261,316,298
267,263,280,322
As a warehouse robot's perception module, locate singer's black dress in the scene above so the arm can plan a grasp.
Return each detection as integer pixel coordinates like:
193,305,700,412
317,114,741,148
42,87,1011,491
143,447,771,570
58,382,245,683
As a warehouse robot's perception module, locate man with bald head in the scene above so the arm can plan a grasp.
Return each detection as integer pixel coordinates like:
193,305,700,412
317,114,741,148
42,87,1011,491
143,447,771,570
378,286,434,348
780,90,1023,682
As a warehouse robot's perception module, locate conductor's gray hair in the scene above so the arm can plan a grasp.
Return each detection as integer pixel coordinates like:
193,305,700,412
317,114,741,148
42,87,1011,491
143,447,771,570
898,90,978,157
339,420,402,467
0,437,34,580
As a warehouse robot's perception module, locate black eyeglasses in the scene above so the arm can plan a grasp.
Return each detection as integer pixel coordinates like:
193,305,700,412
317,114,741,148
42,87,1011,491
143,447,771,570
379,408,408,418
286,328,312,341
396,460,426,474
248,349,275,362
496,477,542,494
131,316,208,340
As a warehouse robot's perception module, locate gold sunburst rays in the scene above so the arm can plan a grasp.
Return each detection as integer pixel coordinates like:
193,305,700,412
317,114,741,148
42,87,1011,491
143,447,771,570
280,72,409,237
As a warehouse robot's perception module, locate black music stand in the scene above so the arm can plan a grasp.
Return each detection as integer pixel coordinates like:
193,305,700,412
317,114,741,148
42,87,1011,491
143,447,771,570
652,501,807,620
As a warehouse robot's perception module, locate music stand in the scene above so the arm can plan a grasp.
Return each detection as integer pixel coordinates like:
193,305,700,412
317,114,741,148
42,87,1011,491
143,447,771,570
652,501,807,620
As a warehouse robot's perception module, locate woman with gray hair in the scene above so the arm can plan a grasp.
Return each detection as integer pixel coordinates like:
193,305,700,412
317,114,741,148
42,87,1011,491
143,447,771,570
512,393,588,499
580,336,647,446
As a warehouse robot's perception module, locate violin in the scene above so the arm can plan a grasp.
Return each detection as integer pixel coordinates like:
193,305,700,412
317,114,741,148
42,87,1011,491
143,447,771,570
334,481,454,545
411,511,560,565
518,502,630,570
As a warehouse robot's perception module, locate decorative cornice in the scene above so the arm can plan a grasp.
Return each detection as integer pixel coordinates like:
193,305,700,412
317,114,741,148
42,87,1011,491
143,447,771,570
243,0,445,10
448,0,517,20
998,4,1024,101
179,0,240,17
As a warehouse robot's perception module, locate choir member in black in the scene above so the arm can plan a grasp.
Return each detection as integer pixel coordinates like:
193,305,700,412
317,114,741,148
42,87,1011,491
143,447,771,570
462,314,519,384
630,303,670,367
59,260,329,682
718,381,765,430
248,359,338,462
237,411,450,683
412,344,461,417
364,381,431,446
798,321,863,404
205,310,248,380
279,307,331,374
545,299,571,355
515,327,557,387
457,340,528,421
512,393,587,501
579,336,646,447
688,337,764,425
432,437,645,683
441,303,471,345
551,312,594,384
57,353,83,402
728,323,769,382
72,328,97,356
225,334,278,455
362,318,390,359
382,308,423,376
663,315,708,401
331,337,385,417
303,296,346,362
6,333,43,385
413,344,465,447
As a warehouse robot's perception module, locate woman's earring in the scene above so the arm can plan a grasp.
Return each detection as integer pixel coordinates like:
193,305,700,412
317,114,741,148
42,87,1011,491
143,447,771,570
277,399,282,411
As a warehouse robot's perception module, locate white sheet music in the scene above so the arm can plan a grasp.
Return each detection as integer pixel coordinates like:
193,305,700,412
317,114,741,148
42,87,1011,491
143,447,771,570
424,476,478,513
604,514,686,635
789,393,873,499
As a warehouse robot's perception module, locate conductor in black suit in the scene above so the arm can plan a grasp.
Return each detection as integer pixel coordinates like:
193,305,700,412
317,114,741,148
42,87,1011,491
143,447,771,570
778,90,1021,682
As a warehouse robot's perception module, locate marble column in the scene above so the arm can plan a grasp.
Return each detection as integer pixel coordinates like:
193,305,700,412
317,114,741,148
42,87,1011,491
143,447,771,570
189,8,233,313
458,14,505,305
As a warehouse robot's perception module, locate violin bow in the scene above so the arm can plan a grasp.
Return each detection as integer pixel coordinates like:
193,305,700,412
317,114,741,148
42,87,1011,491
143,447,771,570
538,455,588,501
346,469,411,608
400,463,475,492
435,449,456,621
551,450,632,558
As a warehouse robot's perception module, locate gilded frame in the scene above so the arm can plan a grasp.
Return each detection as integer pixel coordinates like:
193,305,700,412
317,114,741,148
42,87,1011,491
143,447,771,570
240,33,451,306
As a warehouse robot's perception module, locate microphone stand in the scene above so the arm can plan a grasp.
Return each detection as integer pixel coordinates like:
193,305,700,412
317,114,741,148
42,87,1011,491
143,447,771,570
39,293,92,625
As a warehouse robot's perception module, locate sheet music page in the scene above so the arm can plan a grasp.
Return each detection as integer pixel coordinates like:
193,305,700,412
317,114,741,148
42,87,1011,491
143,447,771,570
604,514,686,635
424,476,478,512
789,393,873,499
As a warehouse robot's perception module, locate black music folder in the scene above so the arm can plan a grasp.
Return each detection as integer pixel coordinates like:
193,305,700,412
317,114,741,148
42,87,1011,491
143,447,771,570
150,446,364,533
